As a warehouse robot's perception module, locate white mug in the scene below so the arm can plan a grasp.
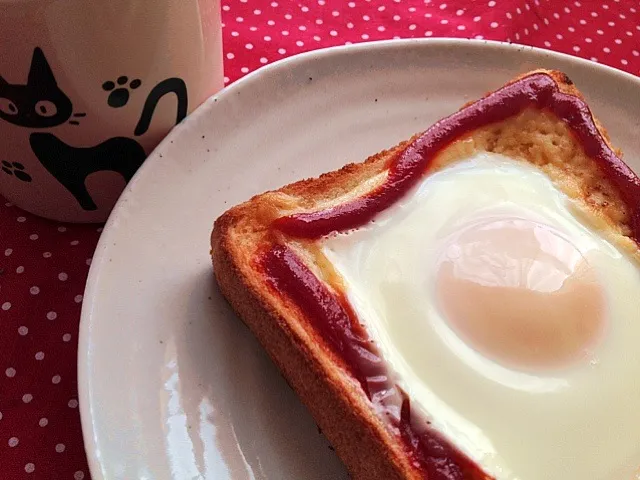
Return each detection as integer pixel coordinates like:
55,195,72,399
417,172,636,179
0,0,223,222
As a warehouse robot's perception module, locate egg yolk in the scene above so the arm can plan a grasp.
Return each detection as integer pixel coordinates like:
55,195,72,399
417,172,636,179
435,218,606,370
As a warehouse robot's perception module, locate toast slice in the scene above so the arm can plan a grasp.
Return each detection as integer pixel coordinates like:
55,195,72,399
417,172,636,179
211,70,640,479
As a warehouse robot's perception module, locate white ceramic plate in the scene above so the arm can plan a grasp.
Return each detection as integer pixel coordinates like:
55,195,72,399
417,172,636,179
79,39,640,480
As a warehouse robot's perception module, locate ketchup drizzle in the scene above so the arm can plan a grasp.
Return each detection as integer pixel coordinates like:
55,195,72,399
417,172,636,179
274,73,640,242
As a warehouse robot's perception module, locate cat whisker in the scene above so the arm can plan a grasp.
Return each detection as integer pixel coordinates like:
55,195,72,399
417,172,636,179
72,112,86,117
68,120,80,125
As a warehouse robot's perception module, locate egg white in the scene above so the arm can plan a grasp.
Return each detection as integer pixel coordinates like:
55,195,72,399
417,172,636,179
321,152,640,480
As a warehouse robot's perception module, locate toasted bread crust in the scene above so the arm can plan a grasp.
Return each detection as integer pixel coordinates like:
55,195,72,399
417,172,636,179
211,69,638,479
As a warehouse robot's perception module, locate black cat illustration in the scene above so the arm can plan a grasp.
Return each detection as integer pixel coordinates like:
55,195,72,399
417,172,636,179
0,47,189,211
0,48,85,128
30,133,145,211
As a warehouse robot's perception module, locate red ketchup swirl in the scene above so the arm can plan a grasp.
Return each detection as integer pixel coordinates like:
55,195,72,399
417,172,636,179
262,244,489,480
274,73,640,242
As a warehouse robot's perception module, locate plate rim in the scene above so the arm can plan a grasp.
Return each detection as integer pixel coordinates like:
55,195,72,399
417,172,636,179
77,38,640,480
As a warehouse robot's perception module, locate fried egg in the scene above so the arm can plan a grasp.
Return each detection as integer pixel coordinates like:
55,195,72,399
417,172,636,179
322,151,640,480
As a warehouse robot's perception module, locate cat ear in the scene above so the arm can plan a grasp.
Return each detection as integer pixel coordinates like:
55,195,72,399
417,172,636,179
27,47,58,87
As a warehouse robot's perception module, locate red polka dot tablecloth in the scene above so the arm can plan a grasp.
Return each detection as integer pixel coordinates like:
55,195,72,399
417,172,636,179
1,1,639,478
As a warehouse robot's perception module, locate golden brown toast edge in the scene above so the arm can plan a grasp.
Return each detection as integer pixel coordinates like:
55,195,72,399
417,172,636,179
210,69,637,480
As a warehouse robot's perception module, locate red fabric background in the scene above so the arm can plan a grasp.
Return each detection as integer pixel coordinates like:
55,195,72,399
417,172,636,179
1,0,639,478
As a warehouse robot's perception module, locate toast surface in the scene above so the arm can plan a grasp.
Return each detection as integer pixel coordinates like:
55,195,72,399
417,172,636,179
211,69,640,479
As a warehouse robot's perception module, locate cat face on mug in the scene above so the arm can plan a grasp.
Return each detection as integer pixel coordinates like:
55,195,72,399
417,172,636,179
0,47,81,128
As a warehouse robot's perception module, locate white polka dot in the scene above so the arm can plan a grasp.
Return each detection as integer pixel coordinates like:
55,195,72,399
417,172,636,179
25,463,35,473
315,19,323,25
1,302,10,311
29,234,38,240
490,21,499,28
8,437,19,447
30,286,40,295
425,31,433,36
231,31,239,37
621,59,629,65
409,23,417,30
615,38,622,44
573,46,580,52
378,5,385,11
245,43,254,50
253,9,261,14
22,393,33,403
440,19,448,24
86,258,92,266
603,47,611,53
57,226,66,232
348,1,355,6
473,16,481,21
68,399,79,408
4,202,12,207
39,418,48,427
222,4,230,11
553,12,560,19
633,50,639,57
298,25,306,31
597,29,604,35
608,21,615,27
281,30,289,35
58,272,68,281
4,248,12,256
55,443,66,453
52,375,61,384
18,326,28,336
260,57,268,64
296,40,304,46
439,3,447,9
456,8,464,15
74,471,85,480
47,311,57,320
347,22,354,28
35,351,45,360
475,35,485,40
378,25,385,32
278,48,286,54
408,6,416,12
488,0,496,6
235,16,243,22
74,294,83,303
284,13,292,19
313,35,321,41
544,40,552,47
361,33,369,39
240,67,249,74
585,37,592,43
70,240,79,246
362,14,369,20
580,19,586,24
43,252,51,258
226,52,235,59
556,33,563,40
0,411,3,420
223,77,230,84
5,367,16,378
301,5,309,11
17,216,26,222
457,25,465,31
568,26,575,32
